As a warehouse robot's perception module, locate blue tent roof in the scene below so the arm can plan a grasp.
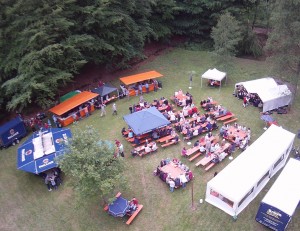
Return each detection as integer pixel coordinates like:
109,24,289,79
123,107,170,135
91,83,118,97
17,128,72,174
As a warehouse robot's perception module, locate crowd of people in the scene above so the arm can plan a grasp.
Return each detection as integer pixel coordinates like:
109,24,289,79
234,85,263,108
154,158,194,192
219,122,251,151
173,90,193,107
42,168,62,192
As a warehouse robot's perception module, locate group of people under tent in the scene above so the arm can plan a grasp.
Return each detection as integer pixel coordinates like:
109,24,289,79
40,168,63,192
120,79,159,97
234,84,263,108
154,158,194,192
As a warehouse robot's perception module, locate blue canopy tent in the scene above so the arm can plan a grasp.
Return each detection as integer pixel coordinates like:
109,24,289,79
17,128,72,174
123,107,170,135
91,83,119,98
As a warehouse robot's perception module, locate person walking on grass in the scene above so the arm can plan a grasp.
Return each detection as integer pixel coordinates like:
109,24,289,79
112,103,117,115
100,103,106,117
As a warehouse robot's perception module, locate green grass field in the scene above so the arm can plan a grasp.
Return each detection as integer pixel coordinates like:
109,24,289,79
1,48,299,231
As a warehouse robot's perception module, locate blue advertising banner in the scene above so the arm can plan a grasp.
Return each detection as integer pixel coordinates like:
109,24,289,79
0,117,27,147
256,202,291,231
17,128,72,174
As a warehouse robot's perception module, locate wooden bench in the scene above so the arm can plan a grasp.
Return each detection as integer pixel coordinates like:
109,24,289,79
126,204,144,225
216,114,234,122
161,139,181,148
132,138,152,147
205,162,216,171
188,152,202,162
223,118,238,125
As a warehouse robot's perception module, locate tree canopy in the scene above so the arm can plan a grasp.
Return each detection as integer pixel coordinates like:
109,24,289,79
265,0,300,95
57,126,125,202
0,0,287,113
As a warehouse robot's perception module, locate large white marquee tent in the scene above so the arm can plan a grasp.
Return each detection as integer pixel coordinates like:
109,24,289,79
205,125,295,217
235,78,292,112
256,158,300,231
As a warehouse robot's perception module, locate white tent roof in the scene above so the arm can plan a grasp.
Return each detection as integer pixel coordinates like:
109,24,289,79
206,125,295,213
262,158,300,216
236,78,277,93
202,68,227,81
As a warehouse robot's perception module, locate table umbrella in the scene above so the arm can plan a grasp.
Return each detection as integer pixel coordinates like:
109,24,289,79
108,197,129,217
260,114,274,123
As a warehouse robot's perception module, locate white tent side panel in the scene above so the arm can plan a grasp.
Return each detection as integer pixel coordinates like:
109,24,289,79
205,125,295,216
259,85,292,112
255,158,300,231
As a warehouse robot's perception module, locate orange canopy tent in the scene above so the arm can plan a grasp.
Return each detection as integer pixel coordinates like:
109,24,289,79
49,91,99,116
120,70,163,85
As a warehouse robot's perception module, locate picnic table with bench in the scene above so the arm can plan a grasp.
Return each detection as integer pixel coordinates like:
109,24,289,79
133,141,157,157
216,113,235,122
157,134,180,147
104,192,143,225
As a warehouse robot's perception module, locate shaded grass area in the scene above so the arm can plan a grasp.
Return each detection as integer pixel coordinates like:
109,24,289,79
1,49,299,231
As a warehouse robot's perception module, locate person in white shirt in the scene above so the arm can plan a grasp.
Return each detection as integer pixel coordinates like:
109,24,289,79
193,129,198,137
179,173,188,188
145,145,152,154
151,142,158,152
199,145,205,153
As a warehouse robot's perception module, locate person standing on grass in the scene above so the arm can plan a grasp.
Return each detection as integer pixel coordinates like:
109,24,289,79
169,179,175,192
179,173,188,188
112,103,117,115
118,142,124,157
100,103,106,117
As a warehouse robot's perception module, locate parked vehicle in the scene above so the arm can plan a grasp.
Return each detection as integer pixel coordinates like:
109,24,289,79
0,117,28,148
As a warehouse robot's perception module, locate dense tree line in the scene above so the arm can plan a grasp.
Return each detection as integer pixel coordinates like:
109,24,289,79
0,0,289,112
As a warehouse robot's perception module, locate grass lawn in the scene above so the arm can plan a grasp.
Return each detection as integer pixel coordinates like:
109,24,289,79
1,48,299,231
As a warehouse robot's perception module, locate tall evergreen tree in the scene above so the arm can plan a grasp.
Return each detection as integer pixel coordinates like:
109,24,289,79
265,0,300,97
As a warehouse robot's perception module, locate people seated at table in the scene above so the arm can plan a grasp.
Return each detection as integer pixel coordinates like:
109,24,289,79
152,130,159,140
128,129,134,138
127,197,139,215
172,134,179,144
239,138,248,150
193,129,199,137
199,145,206,153
145,144,152,154
151,142,158,152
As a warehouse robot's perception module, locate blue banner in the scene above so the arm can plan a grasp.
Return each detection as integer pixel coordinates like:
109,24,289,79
256,202,291,231
17,128,72,174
